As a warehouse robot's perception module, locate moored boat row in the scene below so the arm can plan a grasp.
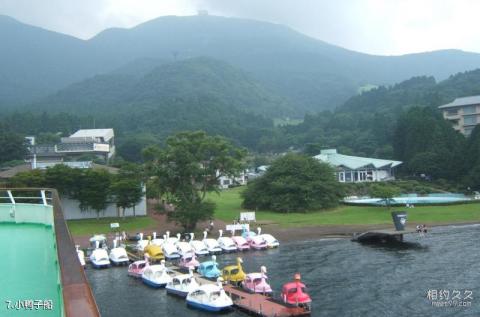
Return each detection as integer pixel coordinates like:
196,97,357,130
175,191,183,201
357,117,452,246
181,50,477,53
126,253,311,314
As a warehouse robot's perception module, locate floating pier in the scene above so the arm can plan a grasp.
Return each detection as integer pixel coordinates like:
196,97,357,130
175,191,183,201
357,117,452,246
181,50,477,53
351,228,415,243
164,266,310,317
352,211,415,243
224,285,310,317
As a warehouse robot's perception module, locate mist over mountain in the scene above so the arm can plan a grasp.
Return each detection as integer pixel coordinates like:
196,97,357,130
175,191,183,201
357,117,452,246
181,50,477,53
35,57,291,117
3,14,480,115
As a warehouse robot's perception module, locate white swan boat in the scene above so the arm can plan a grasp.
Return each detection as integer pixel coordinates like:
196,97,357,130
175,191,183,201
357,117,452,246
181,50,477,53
150,232,164,247
166,268,199,297
257,228,279,248
186,279,233,312
189,233,209,256
202,231,222,254
108,239,130,265
217,229,237,252
135,233,149,252
176,239,194,258
90,241,110,269
142,260,173,288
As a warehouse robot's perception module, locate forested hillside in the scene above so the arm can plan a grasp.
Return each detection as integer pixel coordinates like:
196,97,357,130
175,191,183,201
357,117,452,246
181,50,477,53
35,57,292,118
3,14,480,114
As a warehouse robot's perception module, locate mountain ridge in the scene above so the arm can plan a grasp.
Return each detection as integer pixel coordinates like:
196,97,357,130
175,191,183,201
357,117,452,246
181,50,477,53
3,14,480,114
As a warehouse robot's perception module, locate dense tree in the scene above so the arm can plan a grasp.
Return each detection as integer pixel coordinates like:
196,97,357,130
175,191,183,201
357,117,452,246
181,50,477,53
74,169,112,219
242,153,344,212
463,126,480,190
10,170,46,188
393,107,465,180
110,177,143,218
44,164,83,197
117,134,159,162
0,126,27,164
144,130,246,231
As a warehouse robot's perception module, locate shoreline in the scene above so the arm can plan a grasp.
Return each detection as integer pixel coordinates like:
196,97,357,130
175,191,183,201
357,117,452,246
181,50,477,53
71,219,480,248
261,220,480,243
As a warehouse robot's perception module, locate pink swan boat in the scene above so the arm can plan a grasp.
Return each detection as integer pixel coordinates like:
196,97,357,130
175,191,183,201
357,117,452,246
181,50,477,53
128,255,149,278
242,266,272,294
231,229,250,251
179,251,200,271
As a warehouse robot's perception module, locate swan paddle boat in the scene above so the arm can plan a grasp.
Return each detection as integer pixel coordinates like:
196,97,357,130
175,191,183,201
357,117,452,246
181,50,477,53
109,239,130,265
189,233,209,256
217,229,237,252
179,251,200,271
198,255,221,279
166,268,200,298
186,278,233,312
176,236,194,258
257,228,279,248
231,229,250,251
242,228,267,250
163,231,181,259
242,266,272,294
281,273,312,310
90,241,110,269
142,260,173,288
144,241,165,262
135,233,149,252
221,257,246,285
89,234,107,248
76,245,85,267
128,256,149,278
150,231,164,247
203,231,222,254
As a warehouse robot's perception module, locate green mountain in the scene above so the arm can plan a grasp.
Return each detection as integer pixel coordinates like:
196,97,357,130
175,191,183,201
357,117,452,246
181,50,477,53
3,14,480,114
32,57,285,149
271,69,480,157
36,57,291,117
0,15,89,106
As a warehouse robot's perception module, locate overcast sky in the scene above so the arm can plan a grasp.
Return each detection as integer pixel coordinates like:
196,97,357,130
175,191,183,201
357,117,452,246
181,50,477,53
1,0,479,56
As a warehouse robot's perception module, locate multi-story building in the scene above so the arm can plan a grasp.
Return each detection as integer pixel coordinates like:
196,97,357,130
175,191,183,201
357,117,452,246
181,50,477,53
439,96,480,136
28,129,115,166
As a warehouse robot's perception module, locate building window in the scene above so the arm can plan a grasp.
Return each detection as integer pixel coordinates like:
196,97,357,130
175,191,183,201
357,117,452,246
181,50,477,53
338,172,345,182
345,171,352,182
222,179,230,185
463,105,477,115
464,127,474,136
464,115,477,125
446,109,458,116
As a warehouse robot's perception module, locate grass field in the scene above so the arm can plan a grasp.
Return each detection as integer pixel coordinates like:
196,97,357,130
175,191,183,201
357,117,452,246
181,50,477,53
67,188,480,235
67,216,156,236
208,187,480,227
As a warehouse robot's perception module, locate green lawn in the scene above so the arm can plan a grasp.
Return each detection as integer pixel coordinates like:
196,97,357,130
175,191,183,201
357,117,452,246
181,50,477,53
208,187,480,227
67,216,156,236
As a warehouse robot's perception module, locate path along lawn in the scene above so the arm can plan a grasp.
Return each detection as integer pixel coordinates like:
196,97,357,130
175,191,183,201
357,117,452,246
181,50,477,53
68,216,156,236
208,187,480,227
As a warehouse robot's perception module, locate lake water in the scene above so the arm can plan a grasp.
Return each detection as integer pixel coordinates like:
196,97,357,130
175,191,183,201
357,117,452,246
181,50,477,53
86,225,480,316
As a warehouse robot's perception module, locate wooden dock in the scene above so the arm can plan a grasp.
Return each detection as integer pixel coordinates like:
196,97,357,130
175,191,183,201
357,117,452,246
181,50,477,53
224,285,310,317
128,250,311,316
352,228,415,243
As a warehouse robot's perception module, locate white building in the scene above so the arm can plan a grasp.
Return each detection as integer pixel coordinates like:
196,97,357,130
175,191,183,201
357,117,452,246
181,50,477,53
439,95,480,136
314,149,402,183
60,128,115,159
29,128,116,166
218,171,248,189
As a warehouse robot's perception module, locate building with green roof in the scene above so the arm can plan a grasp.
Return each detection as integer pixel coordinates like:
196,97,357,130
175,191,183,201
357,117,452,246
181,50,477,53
314,149,402,183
